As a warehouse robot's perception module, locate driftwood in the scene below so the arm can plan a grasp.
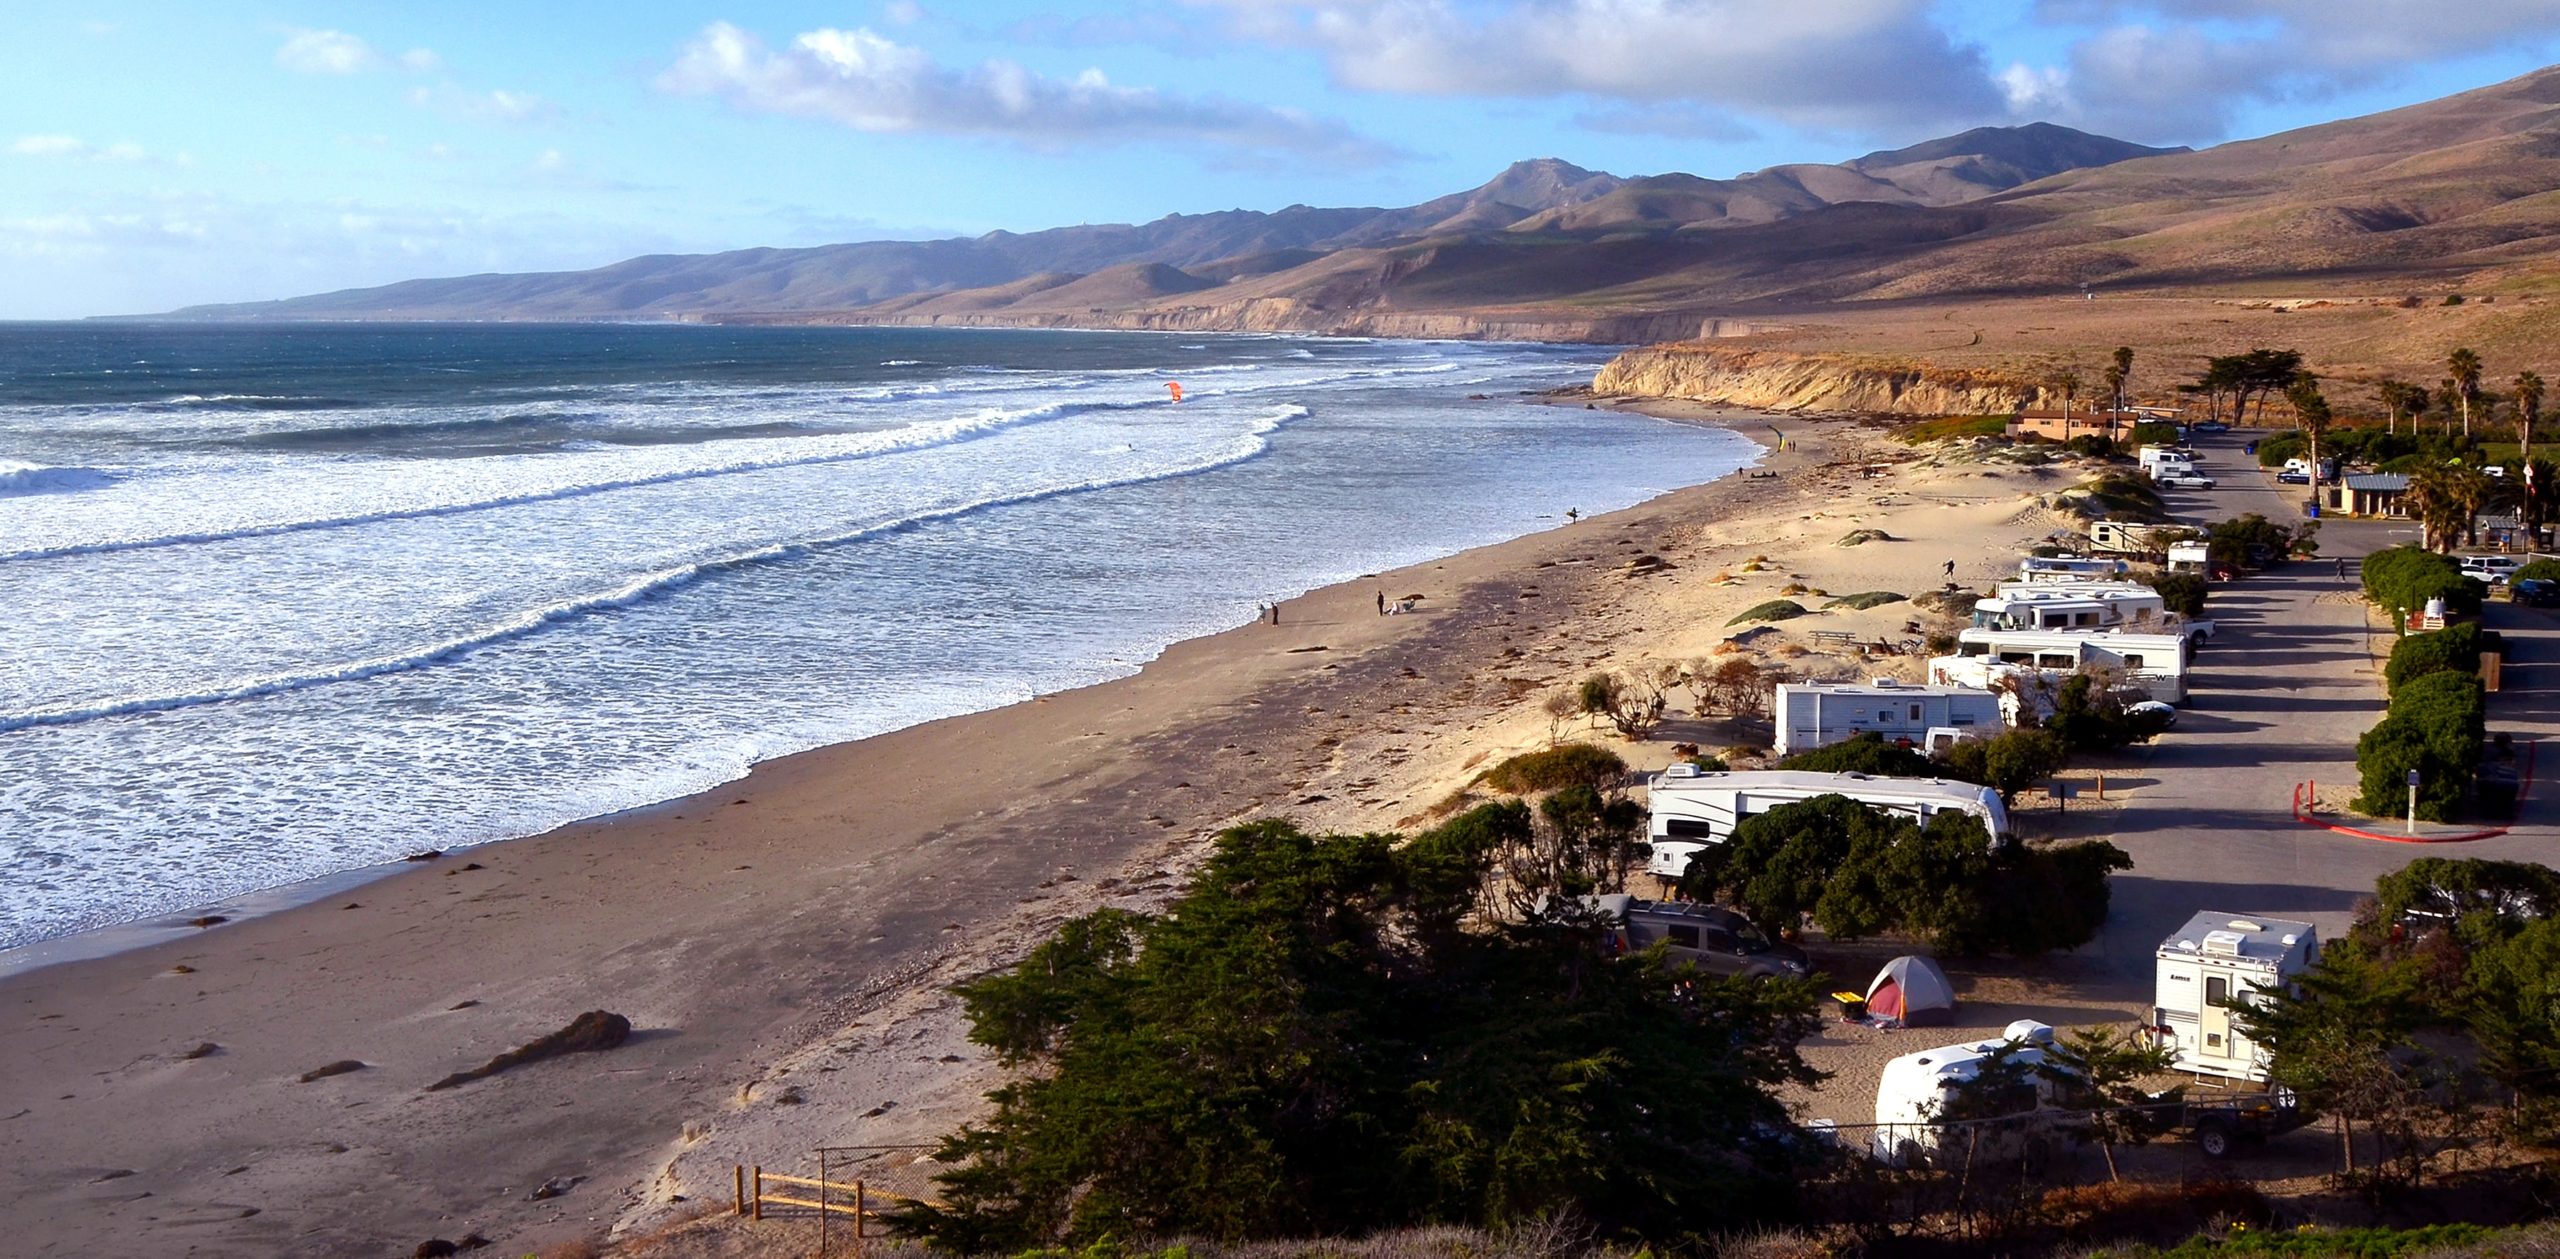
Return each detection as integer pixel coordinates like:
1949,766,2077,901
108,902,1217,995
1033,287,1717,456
426,1010,632,1091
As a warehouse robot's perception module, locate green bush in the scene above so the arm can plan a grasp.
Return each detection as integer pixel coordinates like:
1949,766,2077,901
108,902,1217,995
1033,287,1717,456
1480,743,1627,795
2256,431,2308,467
2046,673,2171,751
1725,598,1807,626
1777,731,1935,777
2352,670,2485,821
2361,546,2483,626
2066,434,2119,459
2208,514,2296,567
1937,727,2069,802
2383,623,2482,694
2131,421,2181,446
2143,572,2210,617
1897,414,2009,443
1822,590,1907,610
2517,558,2560,585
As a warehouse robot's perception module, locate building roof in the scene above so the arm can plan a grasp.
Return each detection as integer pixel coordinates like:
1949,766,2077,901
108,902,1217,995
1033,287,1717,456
2345,473,2410,492
2158,911,2315,964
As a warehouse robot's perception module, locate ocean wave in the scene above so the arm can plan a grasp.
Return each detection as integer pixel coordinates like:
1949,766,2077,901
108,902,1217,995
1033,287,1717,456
879,359,923,366
0,460,117,496
0,396,1131,564
0,402,1315,733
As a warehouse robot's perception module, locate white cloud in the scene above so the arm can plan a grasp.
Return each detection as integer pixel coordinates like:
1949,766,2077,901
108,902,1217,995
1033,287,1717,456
11,134,87,157
9,135,150,162
400,48,443,72
656,20,1403,163
407,83,556,122
883,0,925,24
2020,0,2560,141
276,28,381,75
1200,0,2011,134
534,148,567,172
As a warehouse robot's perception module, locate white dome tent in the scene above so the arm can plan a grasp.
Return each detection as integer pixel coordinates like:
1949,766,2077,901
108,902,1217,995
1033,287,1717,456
1864,955,1957,1026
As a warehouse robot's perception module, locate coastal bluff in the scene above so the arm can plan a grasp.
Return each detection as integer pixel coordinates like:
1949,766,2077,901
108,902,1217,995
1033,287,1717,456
1593,342,2044,415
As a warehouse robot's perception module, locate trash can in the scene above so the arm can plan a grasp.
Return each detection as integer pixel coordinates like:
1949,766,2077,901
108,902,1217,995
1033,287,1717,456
2308,503,2321,519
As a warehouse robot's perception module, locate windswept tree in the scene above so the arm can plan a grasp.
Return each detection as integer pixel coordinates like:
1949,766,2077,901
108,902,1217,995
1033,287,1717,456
2449,347,2483,438
2112,345,2135,407
2517,370,2544,462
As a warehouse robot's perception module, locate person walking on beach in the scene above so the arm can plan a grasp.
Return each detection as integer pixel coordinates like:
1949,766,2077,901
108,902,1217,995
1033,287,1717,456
1943,559,1956,577
1377,590,1386,616
1269,600,1281,626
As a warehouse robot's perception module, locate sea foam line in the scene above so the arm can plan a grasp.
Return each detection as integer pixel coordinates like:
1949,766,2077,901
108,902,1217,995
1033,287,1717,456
0,395,1127,564
0,404,1314,734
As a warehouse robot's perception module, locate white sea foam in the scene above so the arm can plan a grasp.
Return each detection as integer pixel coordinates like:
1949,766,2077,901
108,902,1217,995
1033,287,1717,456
0,460,115,496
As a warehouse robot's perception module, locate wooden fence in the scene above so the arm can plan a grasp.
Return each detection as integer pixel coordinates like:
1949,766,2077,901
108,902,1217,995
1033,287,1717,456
734,1155,941,1255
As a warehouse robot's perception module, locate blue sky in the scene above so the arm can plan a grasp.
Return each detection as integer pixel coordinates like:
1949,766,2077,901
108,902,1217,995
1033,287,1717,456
6,1,2559,318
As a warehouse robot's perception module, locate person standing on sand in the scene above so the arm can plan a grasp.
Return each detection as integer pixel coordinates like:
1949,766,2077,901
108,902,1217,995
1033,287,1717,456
1376,590,1386,616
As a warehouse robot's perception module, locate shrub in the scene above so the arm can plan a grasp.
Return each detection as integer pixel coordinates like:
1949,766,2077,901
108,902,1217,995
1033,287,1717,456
1897,414,2009,443
1822,590,1906,610
2256,431,2308,467
2130,421,2182,446
2065,434,2119,459
1834,529,1895,546
1726,599,1807,626
2517,558,2560,585
1939,727,2070,803
1480,743,1627,795
2208,513,2296,567
2046,673,2171,751
2383,622,2482,694
2143,572,2209,617
1777,731,1935,777
2353,670,2486,820
2362,546,2484,626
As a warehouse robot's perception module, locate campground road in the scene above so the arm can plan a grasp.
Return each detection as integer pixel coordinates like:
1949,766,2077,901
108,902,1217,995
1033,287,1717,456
2066,431,2557,1001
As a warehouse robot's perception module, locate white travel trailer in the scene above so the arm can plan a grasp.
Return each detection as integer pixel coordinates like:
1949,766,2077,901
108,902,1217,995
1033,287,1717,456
2154,912,2318,1083
1643,767,2010,878
2090,520,2181,556
2166,541,2211,575
1972,583,2169,632
1871,1021,2074,1166
1941,626,2199,703
1771,680,2004,757
2017,556,2131,582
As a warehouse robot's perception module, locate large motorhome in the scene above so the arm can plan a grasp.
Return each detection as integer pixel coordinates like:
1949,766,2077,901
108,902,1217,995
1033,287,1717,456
1644,767,2010,878
2017,556,2131,583
2154,913,2318,1083
1935,626,2199,703
1971,583,2169,632
1772,680,2005,756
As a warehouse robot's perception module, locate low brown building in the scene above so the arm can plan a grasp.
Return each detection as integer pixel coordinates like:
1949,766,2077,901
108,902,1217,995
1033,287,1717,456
2006,408,2151,441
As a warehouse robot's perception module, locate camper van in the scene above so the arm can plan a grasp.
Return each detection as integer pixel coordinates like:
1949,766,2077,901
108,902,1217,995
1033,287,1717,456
1972,583,2169,632
1940,626,2200,703
1644,767,2010,878
2155,913,2317,1083
1586,895,1812,980
1771,680,2004,756
1871,1021,2076,1166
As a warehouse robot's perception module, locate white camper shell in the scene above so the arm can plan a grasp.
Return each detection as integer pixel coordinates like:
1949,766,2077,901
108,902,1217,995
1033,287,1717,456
2155,912,2318,1083
2018,556,2131,583
1942,626,2200,703
1772,680,2004,757
2166,541,2210,575
1972,583,2169,632
1871,1021,2074,1166
1644,767,2010,878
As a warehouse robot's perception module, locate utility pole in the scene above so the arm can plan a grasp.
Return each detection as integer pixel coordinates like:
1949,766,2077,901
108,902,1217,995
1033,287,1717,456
2406,768,2422,836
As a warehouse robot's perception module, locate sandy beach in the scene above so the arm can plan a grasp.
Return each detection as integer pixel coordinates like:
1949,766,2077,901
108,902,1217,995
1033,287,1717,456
0,399,2131,1257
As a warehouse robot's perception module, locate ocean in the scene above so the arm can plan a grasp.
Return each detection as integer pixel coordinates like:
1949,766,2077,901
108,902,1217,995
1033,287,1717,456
0,322,1757,950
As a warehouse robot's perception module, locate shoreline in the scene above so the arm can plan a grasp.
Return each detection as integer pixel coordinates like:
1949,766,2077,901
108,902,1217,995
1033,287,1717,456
17,396,2057,1257
0,385,1712,976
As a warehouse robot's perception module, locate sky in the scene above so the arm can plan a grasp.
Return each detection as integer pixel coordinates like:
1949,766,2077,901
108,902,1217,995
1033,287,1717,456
6,1,2560,318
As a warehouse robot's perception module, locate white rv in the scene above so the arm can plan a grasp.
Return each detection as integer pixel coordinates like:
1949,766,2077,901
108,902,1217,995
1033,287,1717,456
2139,445,2200,474
1643,767,2010,878
1972,583,2169,632
1941,626,2199,703
2017,556,2131,583
2166,541,2210,575
2090,520,2180,556
1772,680,2004,757
1871,1021,2075,1166
2154,912,2317,1083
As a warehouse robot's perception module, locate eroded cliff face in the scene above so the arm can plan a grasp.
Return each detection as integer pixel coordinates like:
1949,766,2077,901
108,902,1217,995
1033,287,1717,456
712,302,1767,346
1592,342,2045,414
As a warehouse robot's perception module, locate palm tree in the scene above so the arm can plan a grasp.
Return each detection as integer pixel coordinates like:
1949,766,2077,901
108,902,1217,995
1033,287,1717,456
2449,465,2493,550
2111,346,2135,410
2450,348,2483,438
2518,371,2544,461
2102,363,2126,420
2404,465,2469,552
2289,375,2332,493
2378,379,2410,437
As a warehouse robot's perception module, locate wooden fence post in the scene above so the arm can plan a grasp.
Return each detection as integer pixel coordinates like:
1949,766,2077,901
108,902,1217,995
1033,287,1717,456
734,1164,746,1217
753,1165,764,1221
856,1181,867,1241
819,1150,831,1258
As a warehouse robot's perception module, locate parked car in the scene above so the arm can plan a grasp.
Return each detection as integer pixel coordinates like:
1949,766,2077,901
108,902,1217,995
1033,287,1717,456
2127,700,2179,729
1605,897,1813,981
2193,421,2231,434
2274,470,2310,484
2158,471,2217,489
2460,554,2524,585
2515,578,2560,607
